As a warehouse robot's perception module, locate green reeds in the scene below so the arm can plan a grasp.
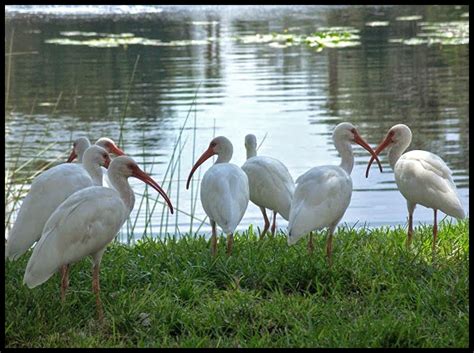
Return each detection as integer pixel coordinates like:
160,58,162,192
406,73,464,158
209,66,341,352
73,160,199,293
5,27,14,111
117,55,140,148
5,92,65,234
6,61,210,246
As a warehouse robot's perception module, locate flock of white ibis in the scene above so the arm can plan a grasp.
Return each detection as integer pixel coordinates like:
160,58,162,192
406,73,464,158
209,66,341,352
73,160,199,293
6,123,466,320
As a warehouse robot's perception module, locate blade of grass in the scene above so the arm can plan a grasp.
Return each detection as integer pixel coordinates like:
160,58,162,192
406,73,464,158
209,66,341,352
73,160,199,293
257,132,268,151
117,55,140,148
5,27,14,111
142,83,201,238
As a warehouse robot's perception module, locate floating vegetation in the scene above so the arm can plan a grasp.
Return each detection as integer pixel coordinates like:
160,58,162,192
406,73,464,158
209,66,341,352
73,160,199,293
365,21,390,27
389,20,469,46
190,21,219,26
46,32,214,48
395,15,423,21
60,31,135,38
47,27,361,50
236,27,361,50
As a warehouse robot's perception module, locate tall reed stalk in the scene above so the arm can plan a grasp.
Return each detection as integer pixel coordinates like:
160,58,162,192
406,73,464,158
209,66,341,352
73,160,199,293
5,27,14,111
117,55,140,148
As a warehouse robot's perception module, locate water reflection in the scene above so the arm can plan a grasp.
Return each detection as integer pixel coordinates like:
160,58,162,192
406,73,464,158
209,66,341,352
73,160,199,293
5,5,469,240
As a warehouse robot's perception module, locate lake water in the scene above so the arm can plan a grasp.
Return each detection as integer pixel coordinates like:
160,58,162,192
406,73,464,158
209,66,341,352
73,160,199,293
5,5,469,241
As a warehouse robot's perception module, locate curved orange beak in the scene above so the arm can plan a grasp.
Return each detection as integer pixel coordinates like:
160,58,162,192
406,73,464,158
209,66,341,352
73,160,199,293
365,133,393,178
109,144,126,157
186,147,215,190
66,148,77,163
133,167,173,214
353,130,383,173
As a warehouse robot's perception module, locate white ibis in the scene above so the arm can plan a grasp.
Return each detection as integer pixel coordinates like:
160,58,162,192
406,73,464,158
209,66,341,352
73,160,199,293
365,124,465,254
6,145,112,261
65,137,91,163
23,156,174,321
186,136,249,256
287,122,382,266
67,136,125,188
66,136,124,163
241,134,295,239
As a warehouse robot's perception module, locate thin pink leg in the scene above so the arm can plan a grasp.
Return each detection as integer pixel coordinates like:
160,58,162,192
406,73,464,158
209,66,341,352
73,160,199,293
307,232,314,255
326,230,333,268
271,211,277,236
60,264,69,302
432,209,438,258
92,264,103,321
259,207,270,240
407,208,414,248
227,233,234,255
211,220,217,257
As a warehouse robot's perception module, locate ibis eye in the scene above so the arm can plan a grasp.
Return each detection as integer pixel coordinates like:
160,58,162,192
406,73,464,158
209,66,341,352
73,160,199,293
210,142,217,148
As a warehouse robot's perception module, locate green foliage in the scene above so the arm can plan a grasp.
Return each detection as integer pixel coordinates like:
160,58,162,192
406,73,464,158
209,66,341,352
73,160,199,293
5,219,469,348
237,27,361,50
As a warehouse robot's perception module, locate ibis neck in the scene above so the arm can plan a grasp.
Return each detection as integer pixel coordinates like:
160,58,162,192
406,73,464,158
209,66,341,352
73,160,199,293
335,139,354,174
388,143,408,169
246,146,257,159
82,160,104,186
215,152,232,164
77,144,91,163
108,173,135,214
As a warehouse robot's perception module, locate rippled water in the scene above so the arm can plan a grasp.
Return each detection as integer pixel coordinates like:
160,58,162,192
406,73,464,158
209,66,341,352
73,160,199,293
5,5,469,240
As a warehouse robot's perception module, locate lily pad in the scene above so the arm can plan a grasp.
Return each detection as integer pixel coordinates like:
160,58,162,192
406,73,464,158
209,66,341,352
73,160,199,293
46,32,214,48
191,21,219,26
395,15,423,21
402,37,428,45
389,20,469,46
60,31,100,37
236,27,360,50
365,21,390,27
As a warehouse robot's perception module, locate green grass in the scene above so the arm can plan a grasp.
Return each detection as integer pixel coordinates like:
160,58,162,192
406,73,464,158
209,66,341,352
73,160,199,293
5,219,469,348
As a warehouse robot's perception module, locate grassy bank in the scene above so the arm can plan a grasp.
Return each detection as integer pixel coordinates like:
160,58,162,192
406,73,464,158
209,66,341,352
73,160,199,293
5,220,469,348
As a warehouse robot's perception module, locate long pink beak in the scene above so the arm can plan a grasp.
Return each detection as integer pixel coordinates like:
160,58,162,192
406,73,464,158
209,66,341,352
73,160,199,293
365,133,392,178
110,144,126,156
66,149,77,163
133,168,174,214
353,131,383,173
186,147,215,190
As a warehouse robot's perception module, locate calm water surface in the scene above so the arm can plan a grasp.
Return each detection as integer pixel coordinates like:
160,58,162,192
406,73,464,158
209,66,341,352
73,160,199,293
5,5,469,241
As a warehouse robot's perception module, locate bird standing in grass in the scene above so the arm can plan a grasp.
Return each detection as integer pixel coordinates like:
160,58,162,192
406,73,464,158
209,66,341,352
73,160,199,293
365,124,465,255
23,156,174,321
6,145,112,261
287,122,382,267
187,136,249,256
241,134,295,239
